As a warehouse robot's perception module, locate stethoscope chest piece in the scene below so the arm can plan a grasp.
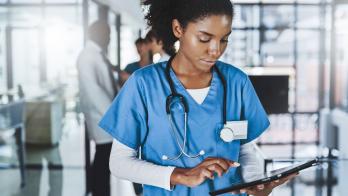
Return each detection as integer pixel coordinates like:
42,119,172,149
220,127,235,142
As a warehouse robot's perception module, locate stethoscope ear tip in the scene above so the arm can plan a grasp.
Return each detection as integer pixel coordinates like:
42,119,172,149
199,150,205,155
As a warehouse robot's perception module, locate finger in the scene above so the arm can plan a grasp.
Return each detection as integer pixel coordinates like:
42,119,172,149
202,158,228,169
210,159,230,171
201,168,214,180
203,158,237,170
269,173,298,188
207,163,225,177
244,188,257,195
269,180,278,188
279,173,298,184
256,184,264,190
247,185,261,193
229,160,240,167
230,191,240,194
231,189,247,194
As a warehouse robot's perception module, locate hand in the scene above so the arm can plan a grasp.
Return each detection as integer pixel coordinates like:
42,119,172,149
170,157,240,187
231,173,298,196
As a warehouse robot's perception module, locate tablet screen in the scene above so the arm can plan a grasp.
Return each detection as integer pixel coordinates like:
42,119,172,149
245,160,314,183
210,158,319,196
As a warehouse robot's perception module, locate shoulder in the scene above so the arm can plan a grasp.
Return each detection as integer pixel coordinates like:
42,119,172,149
125,62,166,87
124,62,140,73
215,61,248,84
119,62,166,103
126,61,139,67
77,48,103,69
132,61,166,79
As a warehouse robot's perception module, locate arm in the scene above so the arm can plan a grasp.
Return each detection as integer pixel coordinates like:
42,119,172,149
109,139,175,190
239,141,265,181
109,139,240,190
236,141,298,196
119,71,130,86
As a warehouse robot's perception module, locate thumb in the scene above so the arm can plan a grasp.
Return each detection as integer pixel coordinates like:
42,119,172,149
229,161,240,167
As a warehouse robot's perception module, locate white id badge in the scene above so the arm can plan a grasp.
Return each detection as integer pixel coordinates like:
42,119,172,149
220,120,248,142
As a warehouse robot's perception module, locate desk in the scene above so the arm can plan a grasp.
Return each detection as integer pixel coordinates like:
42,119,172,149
25,99,63,146
0,100,26,187
320,108,348,196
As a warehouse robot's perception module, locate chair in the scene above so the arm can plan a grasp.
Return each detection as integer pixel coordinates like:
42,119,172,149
0,98,26,187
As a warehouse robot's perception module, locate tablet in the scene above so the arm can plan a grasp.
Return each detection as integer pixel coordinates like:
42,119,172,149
209,158,320,196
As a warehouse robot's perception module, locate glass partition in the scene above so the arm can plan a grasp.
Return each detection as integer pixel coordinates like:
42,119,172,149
334,5,348,110
11,28,40,89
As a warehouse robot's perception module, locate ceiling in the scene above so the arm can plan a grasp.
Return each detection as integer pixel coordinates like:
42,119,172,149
95,0,146,28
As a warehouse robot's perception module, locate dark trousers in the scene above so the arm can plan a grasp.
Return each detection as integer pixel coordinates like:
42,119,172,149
133,182,143,195
91,143,143,196
92,143,112,196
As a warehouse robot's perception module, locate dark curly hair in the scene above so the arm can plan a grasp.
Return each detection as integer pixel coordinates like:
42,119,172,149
143,0,234,54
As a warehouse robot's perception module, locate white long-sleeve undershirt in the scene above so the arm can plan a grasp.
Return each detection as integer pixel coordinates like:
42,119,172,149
109,140,264,190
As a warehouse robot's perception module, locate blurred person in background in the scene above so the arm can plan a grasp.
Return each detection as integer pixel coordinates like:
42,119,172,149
77,20,119,196
120,37,152,85
145,29,176,63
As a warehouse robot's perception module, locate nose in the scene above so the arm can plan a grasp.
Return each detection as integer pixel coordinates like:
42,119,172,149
208,40,222,58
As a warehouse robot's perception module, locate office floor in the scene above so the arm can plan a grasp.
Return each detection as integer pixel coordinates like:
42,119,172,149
0,112,340,196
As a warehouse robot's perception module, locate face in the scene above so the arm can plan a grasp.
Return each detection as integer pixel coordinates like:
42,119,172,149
100,27,111,50
136,42,150,56
149,38,163,54
173,15,232,72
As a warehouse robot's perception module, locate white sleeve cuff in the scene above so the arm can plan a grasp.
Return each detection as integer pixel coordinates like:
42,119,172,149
239,141,265,180
162,166,176,191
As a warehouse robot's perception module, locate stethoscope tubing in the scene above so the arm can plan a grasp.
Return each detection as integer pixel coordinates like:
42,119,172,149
162,56,227,160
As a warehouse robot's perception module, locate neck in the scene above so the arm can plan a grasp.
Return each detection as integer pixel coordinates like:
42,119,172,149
159,50,166,56
171,52,211,77
170,52,213,89
139,56,150,67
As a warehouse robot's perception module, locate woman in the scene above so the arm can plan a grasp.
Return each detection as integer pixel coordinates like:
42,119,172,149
99,0,296,195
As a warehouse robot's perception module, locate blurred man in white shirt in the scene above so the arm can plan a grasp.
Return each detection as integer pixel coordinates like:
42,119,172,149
77,20,118,196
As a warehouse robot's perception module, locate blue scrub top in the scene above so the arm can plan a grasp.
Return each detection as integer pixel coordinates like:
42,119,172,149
99,61,270,196
124,61,141,74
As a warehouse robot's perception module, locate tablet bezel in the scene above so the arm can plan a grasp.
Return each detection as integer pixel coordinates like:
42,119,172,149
209,158,319,196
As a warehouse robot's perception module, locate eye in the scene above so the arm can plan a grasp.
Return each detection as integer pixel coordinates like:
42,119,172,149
200,39,210,43
198,35,211,43
221,37,229,43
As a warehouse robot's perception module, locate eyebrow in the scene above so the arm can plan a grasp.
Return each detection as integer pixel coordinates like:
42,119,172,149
199,30,232,37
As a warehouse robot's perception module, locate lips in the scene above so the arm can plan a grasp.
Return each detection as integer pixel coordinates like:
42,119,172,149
200,59,216,65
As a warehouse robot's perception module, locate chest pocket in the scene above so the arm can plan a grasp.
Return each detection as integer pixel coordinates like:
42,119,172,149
214,123,241,160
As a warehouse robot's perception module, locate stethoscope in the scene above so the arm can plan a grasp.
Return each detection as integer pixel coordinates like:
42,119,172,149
162,56,229,161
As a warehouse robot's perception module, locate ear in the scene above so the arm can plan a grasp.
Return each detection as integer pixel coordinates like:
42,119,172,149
158,40,164,46
172,19,184,39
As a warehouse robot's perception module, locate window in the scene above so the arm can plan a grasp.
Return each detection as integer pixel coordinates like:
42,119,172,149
0,27,6,91
261,29,295,66
11,0,41,3
108,13,118,66
228,2,328,164
334,5,348,110
11,28,40,89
